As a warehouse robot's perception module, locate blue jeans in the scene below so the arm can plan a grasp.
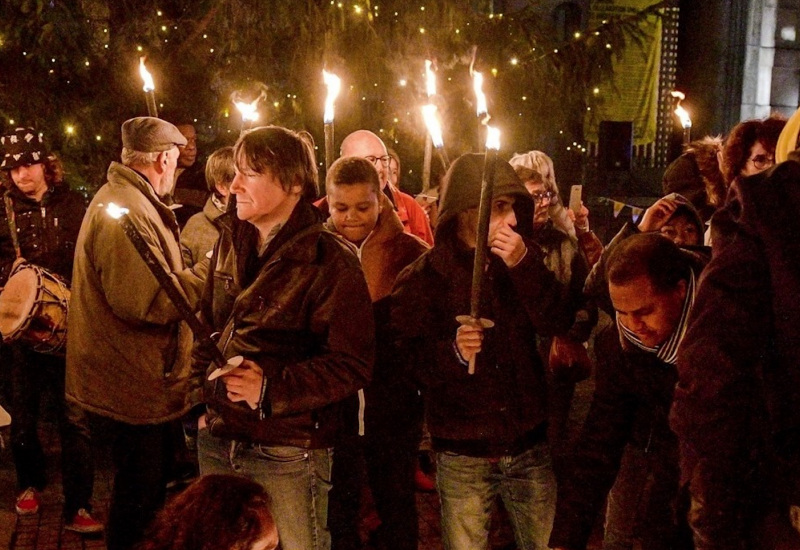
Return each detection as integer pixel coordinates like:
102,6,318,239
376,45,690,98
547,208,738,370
435,442,557,550
198,428,333,550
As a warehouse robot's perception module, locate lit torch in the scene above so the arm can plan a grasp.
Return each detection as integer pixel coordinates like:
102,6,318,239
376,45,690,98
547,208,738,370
139,57,158,118
422,60,437,191
472,70,489,123
422,104,450,171
323,70,341,171
232,88,266,136
456,125,500,375
105,203,246,386
671,91,692,145
471,68,492,152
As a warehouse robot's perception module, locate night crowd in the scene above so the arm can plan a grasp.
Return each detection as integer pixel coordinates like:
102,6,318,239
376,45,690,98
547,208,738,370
0,108,799,550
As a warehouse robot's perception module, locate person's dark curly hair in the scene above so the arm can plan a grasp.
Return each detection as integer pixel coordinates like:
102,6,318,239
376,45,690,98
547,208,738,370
722,114,786,186
138,475,276,550
1,153,65,190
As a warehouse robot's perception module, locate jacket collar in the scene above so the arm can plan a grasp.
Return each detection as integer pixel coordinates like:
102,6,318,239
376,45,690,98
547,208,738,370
228,200,325,276
324,199,405,251
203,195,226,223
107,161,180,240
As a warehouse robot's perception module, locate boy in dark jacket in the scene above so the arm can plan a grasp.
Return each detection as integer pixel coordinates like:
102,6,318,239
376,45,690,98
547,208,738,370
391,153,572,550
323,156,429,550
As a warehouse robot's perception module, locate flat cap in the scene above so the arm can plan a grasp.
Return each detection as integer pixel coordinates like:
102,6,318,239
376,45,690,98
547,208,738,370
121,117,187,153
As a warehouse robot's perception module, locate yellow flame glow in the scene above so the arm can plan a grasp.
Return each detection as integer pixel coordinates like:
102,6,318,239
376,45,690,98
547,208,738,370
674,104,692,129
425,60,436,98
485,126,500,151
322,70,341,124
139,57,155,92
106,202,130,220
472,71,488,119
421,104,444,148
234,100,260,123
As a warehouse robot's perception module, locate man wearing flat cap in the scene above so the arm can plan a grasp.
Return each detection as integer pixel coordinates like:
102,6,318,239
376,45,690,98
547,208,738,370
66,117,206,550
0,127,100,532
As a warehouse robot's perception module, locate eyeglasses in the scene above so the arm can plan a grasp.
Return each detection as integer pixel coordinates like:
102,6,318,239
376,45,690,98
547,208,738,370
748,154,774,171
364,155,391,166
530,191,559,204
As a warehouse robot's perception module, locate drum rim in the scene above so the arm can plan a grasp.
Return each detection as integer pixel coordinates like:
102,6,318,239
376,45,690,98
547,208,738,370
0,266,42,338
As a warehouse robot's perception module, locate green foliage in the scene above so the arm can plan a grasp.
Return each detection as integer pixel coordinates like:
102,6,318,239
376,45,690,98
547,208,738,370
0,0,665,194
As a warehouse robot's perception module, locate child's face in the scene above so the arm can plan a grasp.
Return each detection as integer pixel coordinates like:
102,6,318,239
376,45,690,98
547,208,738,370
660,212,701,247
328,182,381,245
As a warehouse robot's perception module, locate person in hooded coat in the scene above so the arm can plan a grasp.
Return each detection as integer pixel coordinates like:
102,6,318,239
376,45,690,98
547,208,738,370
390,153,574,550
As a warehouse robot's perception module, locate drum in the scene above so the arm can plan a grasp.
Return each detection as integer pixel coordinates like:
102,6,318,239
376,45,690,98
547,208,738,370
0,263,69,355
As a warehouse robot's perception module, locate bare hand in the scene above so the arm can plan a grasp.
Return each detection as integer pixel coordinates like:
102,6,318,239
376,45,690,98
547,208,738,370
197,414,207,430
490,226,527,267
639,197,678,233
567,203,590,233
456,323,484,363
222,359,264,410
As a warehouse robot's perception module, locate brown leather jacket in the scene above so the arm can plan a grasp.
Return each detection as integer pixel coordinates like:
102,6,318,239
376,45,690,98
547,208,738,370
193,201,374,448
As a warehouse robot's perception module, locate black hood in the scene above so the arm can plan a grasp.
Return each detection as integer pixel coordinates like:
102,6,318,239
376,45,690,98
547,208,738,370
435,153,533,243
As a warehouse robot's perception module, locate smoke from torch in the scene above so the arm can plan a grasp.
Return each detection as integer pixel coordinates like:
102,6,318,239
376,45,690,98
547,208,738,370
425,60,437,98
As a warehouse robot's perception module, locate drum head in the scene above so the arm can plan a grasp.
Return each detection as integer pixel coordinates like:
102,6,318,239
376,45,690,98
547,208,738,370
0,267,39,337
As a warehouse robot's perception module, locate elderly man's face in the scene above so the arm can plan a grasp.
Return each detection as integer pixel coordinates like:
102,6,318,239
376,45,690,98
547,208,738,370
176,124,197,168
154,147,180,197
341,133,390,189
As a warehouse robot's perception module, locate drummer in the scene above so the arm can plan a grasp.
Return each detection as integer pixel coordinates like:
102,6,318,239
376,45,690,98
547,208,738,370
0,127,101,532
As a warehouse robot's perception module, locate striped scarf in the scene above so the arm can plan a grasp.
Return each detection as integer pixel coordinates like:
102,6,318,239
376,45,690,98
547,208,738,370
617,270,696,365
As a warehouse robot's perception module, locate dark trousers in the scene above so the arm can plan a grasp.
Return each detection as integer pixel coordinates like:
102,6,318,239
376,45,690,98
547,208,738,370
329,389,422,550
9,345,94,518
100,418,170,550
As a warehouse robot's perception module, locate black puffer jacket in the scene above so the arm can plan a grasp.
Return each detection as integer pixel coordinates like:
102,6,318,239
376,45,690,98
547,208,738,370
194,200,375,449
0,183,86,285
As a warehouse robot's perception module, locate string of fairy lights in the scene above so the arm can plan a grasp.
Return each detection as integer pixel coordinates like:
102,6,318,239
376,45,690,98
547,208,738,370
3,1,680,180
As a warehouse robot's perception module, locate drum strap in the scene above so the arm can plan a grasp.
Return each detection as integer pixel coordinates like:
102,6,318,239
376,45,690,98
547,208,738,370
3,192,21,259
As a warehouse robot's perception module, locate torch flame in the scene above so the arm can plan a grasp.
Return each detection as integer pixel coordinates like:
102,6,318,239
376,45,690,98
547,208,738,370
675,104,692,129
472,71,488,120
425,60,436,98
234,99,260,123
322,70,341,124
671,91,691,128
139,57,155,93
485,126,500,151
106,202,130,220
421,104,444,148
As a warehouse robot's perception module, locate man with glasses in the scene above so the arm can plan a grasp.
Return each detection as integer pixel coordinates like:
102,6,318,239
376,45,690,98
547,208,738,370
335,130,433,245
